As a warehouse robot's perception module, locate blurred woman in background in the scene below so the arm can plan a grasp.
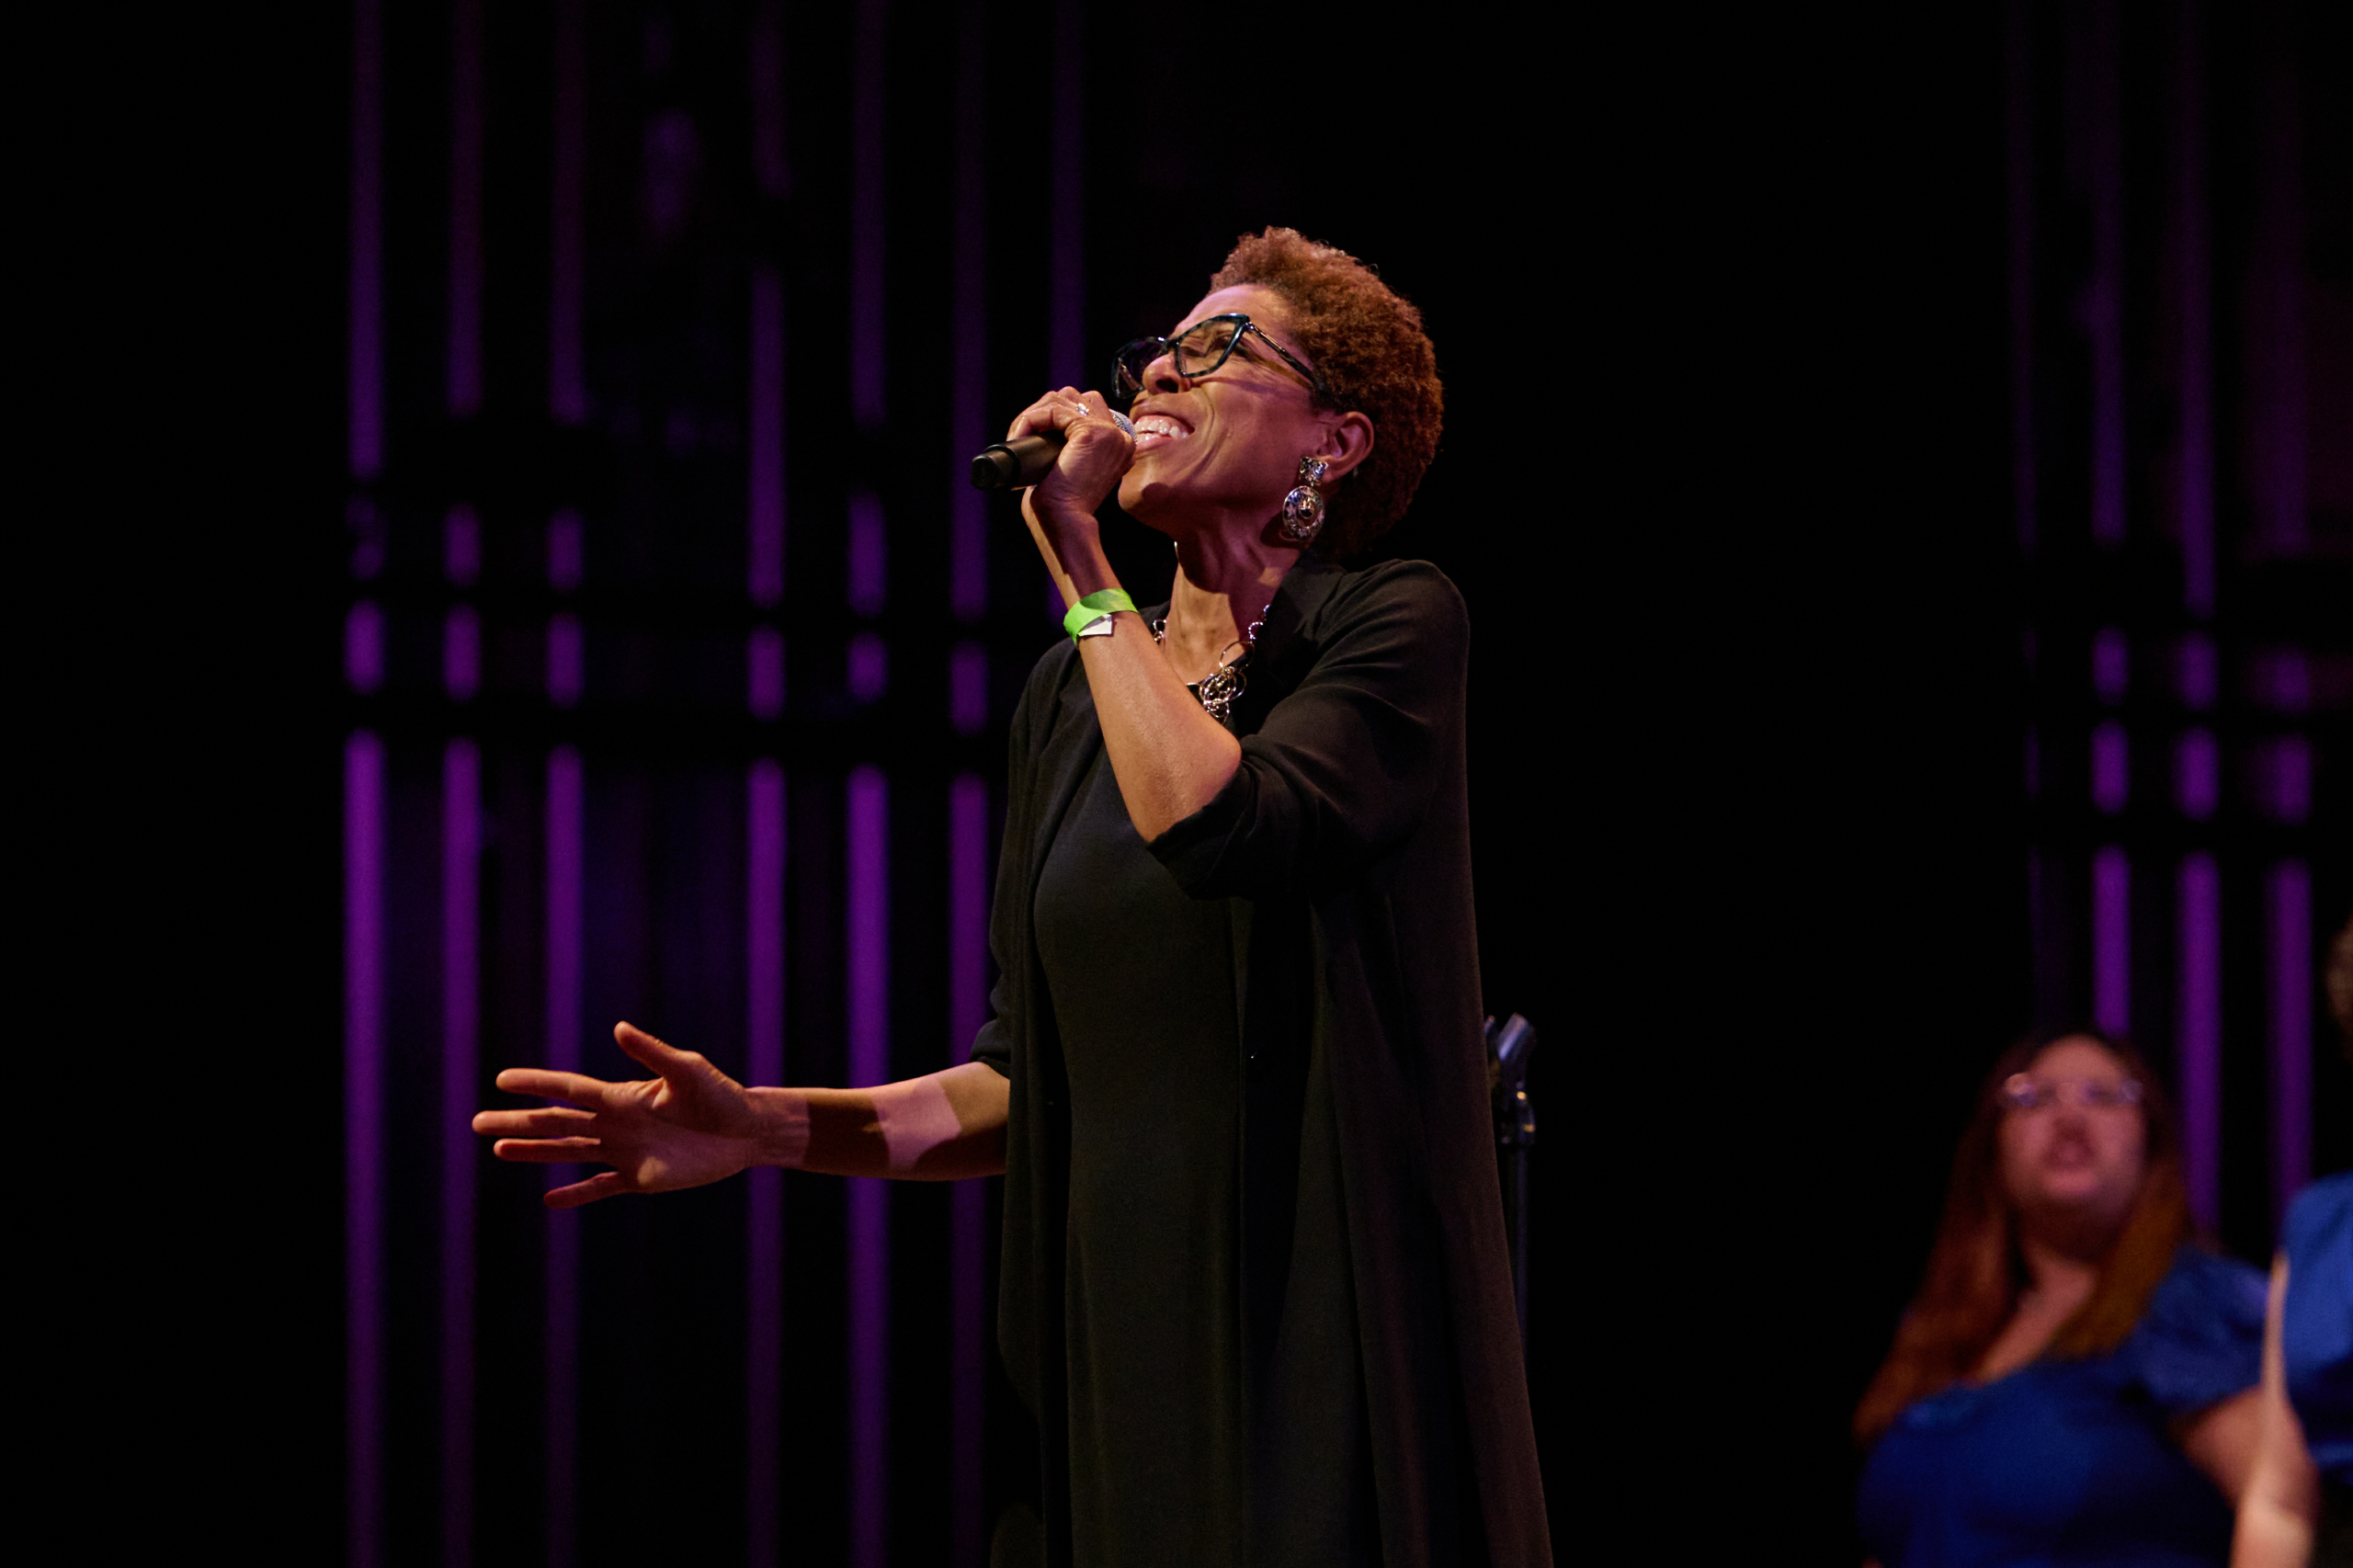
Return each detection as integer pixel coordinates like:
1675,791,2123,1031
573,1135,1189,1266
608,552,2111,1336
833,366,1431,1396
2234,915,2353,1567
1856,1030,2267,1567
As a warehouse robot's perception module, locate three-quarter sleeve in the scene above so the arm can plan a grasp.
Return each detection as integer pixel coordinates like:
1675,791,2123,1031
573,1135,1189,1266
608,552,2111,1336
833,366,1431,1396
970,648,1070,1078
2120,1247,2268,1416
1146,562,1468,903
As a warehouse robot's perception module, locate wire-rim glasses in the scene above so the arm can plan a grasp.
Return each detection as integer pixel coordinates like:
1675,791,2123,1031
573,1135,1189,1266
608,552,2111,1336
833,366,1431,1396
1998,1074,2144,1113
1110,313,1332,405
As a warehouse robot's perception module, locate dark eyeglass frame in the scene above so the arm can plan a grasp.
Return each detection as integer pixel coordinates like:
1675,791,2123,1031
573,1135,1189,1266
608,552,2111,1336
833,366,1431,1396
1998,1074,2144,1113
1111,313,1333,406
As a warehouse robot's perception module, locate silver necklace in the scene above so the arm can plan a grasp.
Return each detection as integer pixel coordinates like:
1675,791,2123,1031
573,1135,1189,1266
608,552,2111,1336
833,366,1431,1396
1153,601,1274,724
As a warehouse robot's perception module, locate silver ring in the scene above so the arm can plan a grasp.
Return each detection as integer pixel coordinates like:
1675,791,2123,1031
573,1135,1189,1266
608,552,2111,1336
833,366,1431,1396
1072,403,1092,420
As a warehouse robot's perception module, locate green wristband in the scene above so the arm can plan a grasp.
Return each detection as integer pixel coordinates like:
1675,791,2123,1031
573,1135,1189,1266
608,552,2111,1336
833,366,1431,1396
1063,588,1138,643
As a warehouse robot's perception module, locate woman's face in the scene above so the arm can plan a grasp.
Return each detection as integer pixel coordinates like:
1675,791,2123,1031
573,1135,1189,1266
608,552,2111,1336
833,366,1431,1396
1995,1037,2148,1240
1116,284,1341,532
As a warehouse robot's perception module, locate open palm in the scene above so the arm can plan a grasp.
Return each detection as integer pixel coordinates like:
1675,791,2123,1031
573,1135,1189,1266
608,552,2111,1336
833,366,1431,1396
473,1022,775,1208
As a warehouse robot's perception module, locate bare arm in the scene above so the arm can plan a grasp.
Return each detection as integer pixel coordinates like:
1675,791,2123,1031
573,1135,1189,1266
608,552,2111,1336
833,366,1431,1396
2180,1387,2265,1505
1043,525,1241,842
796,1061,1008,1181
473,1022,1007,1207
1015,391,1240,841
2231,1254,2321,1566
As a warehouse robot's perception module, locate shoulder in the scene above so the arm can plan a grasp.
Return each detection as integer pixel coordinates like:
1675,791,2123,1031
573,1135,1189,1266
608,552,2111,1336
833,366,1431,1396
1313,556,1467,629
1287,556,1469,671
2145,1245,2269,1334
2284,1170,2353,1260
2119,1245,2267,1414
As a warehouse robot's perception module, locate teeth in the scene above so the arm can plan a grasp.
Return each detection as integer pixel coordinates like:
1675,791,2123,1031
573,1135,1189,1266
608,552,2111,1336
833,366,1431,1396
1134,416,1189,438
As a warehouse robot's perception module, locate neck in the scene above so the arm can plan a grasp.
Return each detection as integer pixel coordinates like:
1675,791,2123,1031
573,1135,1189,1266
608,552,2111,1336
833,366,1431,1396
2014,1231,2103,1306
1161,525,1300,680
2013,1198,2128,1313
1971,1221,2111,1381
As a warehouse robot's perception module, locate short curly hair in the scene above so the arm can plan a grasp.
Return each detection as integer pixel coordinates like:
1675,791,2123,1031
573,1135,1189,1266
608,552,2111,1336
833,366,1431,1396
1209,228,1442,558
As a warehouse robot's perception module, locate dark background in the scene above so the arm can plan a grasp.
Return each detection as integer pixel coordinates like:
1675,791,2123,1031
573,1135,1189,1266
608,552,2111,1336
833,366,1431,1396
55,1,2346,1562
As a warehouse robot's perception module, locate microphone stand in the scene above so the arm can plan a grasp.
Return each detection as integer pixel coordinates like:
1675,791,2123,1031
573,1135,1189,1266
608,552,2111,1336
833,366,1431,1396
1485,1013,1538,1348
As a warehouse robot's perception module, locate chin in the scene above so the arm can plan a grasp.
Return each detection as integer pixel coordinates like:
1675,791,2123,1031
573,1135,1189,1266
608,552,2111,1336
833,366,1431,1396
2027,1167,2124,1210
1118,477,1179,530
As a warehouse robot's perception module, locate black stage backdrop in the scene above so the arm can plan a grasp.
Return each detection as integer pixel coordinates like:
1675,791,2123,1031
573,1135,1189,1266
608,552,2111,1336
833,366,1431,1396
59,2,2345,1562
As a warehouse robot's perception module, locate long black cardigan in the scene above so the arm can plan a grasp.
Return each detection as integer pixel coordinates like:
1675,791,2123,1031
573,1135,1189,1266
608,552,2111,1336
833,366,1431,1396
972,552,1552,1566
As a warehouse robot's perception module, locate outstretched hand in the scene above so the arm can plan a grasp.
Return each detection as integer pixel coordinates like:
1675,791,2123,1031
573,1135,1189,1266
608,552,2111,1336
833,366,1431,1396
472,1022,798,1208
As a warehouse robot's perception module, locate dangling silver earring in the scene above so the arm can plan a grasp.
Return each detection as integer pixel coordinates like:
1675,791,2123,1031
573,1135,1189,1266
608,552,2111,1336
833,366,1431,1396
1278,456,1329,544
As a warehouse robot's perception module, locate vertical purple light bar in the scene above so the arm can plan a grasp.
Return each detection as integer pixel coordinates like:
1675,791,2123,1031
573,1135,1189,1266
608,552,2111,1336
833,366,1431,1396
442,738,482,1568
2249,0,2307,558
750,267,785,608
2178,853,2222,1229
2003,0,2036,553
345,732,385,1568
544,744,585,1568
745,26,789,1553
448,0,483,418
847,0,887,670
749,0,786,617
949,0,987,622
2172,0,2219,1234
745,760,786,1568
944,8,989,1526
948,773,990,1566
2269,861,2312,1224
2093,847,2131,1038
348,0,384,482
550,0,588,429
442,11,486,1559
847,766,891,1568
545,10,587,1562
1041,0,1082,623
346,2,386,1562
848,0,885,436
2086,0,2125,546
1047,0,1084,387
2174,0,2215,615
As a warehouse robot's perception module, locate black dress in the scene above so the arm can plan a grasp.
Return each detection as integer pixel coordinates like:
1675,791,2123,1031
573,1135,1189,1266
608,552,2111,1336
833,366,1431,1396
973,552,1551,1568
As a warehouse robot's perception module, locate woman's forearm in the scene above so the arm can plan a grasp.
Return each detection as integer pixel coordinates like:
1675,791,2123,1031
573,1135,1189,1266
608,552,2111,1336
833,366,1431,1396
1037,525,1243,840
764,1062,1008,1180
2232,1254,2321,1565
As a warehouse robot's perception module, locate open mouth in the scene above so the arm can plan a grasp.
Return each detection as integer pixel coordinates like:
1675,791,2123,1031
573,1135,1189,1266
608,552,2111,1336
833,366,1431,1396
1131,413,1192,449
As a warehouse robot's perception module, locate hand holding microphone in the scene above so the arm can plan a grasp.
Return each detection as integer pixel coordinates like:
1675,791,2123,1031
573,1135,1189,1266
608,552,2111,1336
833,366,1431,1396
972,402,1135,490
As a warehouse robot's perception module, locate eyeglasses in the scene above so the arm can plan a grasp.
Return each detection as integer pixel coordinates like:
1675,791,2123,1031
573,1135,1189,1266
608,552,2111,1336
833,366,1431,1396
1110,313,1332,405
1999,1074,2144,1113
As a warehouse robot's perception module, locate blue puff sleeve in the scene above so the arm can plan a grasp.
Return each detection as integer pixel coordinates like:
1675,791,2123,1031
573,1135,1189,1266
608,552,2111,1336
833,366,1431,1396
2281,1171,2353,1480
2114,1247,2268,1416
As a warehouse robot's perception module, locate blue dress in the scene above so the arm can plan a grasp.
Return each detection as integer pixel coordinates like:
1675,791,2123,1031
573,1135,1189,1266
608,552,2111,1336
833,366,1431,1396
2282,1171,2353,1486
1857,1247,2267,1567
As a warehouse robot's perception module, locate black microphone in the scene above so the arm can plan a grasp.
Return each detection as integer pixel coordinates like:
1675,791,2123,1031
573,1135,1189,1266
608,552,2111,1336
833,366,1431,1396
971,411,1134,491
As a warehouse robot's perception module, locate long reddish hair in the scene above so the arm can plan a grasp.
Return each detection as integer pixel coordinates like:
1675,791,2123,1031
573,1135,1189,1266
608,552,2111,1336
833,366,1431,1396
1853,1029,2192,1442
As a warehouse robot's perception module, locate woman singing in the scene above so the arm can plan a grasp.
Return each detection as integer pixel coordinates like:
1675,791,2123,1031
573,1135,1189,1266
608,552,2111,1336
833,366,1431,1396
475,228,1550,1567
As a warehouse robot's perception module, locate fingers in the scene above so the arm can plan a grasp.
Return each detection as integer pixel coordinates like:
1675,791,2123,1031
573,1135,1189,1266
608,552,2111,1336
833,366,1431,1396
472,1106,595,1138
490,1135,602,1164
612,1020,696,1076
1006,387,1098,441
544,1171,631,1209
494,1066,620,1106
